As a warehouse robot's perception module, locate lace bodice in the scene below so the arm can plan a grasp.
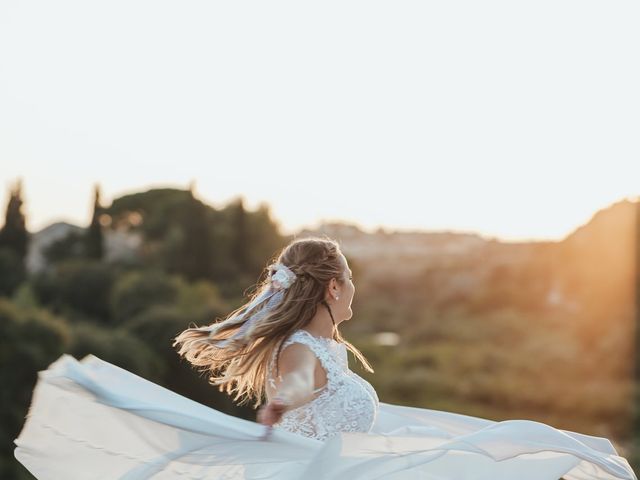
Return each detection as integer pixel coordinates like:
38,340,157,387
266,329,379,442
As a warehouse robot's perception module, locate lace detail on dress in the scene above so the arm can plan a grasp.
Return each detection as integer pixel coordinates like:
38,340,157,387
266,329,379,442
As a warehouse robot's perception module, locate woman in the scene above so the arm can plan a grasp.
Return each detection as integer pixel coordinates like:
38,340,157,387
14,237,637,479
176,237,378,443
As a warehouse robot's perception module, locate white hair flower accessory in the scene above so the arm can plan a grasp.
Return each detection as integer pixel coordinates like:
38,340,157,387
270,262,297,290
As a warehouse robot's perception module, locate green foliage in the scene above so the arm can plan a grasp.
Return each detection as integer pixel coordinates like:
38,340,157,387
0,247,26,297
158,194,214,281
229,197,249,273
105,189,287,288
67,321,164,382
173,278,228,320
108,188,193,240
5,186,635,473
42,229,86,263
107,189,214,280
110,269,179,324
347,300,634,444
0,179,28,261
0,299,169,478
0,300,70,480
123,300,251,418
85,185,105,260
11,283,40,309
31,259,116,322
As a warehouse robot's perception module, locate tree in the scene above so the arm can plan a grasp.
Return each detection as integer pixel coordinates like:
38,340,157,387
244,202,287,277
0,179,28,296
0,178,28,261
31,259,116,322
85,183,104,260
42,229,86,264
0,248,27,298
174,190,214,281
231,196,249,274
0,299,70,479
110,269,179,324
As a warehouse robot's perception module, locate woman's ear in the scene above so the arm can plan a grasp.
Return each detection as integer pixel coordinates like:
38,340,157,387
327,278,337,298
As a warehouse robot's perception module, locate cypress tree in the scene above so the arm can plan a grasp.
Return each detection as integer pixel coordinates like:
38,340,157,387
231,196,249,274
0,178,28,260
85,183,104,260
0,178,28,295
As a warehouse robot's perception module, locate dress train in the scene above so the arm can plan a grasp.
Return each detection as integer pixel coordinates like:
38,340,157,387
13,354,637,480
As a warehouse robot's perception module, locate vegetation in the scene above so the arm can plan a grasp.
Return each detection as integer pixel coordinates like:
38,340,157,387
0,179,636,477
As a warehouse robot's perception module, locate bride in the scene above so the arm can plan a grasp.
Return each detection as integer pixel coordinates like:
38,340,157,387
14,237,637,479
174,236,376,442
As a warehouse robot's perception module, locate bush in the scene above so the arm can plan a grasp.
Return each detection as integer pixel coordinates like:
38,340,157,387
0,247,26,298
31,259,116,322
110,269,179,324
68,321,164,383
0,299,71,480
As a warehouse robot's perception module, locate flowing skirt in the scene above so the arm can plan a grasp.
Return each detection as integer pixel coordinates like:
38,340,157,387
13,354,637,480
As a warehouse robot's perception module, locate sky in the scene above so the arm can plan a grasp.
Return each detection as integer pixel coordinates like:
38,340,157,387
0,1,638,242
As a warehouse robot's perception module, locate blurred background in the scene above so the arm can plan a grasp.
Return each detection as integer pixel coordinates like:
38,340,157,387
1,1,639,478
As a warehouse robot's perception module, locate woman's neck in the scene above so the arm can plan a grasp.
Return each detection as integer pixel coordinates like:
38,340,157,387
303,304,336,339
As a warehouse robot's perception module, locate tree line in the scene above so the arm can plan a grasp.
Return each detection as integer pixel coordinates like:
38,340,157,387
0,179,290,479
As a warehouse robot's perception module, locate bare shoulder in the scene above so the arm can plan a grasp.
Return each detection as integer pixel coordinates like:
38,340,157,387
266,335,328,401
278,342,316,375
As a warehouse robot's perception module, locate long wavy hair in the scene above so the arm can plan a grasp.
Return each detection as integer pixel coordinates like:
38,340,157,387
172,236,374,408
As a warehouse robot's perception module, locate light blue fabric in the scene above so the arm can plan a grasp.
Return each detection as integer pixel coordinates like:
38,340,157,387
14,354,637,479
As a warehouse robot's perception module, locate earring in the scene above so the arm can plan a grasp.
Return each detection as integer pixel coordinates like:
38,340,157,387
335,295,339,300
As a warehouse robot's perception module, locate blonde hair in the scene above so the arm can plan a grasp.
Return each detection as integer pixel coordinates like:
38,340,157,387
172,236,374,408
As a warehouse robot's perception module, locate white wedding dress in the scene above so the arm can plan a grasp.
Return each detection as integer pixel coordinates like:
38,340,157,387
14,328,637,480
267,329,379,441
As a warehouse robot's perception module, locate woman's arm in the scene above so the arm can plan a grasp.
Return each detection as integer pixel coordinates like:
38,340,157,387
258,343,317,426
